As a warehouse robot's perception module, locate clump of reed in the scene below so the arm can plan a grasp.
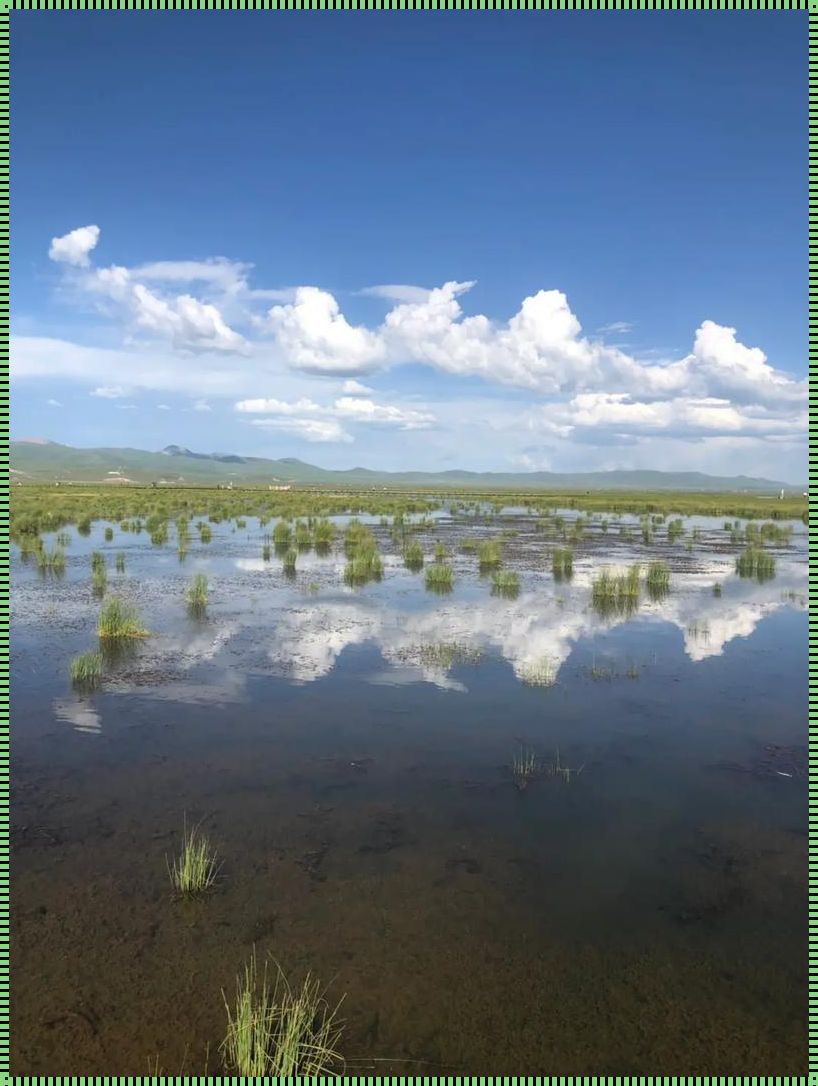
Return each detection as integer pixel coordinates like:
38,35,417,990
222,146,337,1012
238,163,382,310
459,539,477,553
745,521,793,546
273,521,292,548
491,569,520,598
645,560,671,599
97,596,148,639
477,539,503,571
511,746,538,790
433,542,448,562
18,534,43,563
736,545,776,582
69,651,103,689
262,543,272,562
313,519,335,552
221,952,345,1076
667,518,684,543
551,547,573,581
36,545,66,576
424,562,454,593
713,582,722,597
294,522,312,550
591,565,641,617
186,573,209,611
198,523,213,544
77,518,92,537
547,748,584,784
114,552,126,573
403,540,424,571
92,565,107,597
90,550,104,572
168,820,220,895
282,548,298,576
104,526,114,542
55,531,71,547
343,548,383,586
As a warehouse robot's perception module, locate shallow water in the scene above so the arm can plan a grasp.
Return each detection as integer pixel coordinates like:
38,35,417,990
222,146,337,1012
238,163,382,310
11,510,807,1072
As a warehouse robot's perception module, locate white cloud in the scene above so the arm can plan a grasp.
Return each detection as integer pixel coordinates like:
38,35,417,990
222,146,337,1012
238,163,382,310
115,403,138,410
157,403,171,410
235,394,435,432
597,320,633,335
341,379,373,395
48,224,99,267
47,398,62,407
250,417,352,443
192,399,212,412
359,284,433,304
91,385,127,399
264,287,386,374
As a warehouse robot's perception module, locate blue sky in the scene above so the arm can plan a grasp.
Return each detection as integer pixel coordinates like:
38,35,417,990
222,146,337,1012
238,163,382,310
11,13,806,479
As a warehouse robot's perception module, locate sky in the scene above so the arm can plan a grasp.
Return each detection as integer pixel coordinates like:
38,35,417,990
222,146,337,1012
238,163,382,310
11,13,807,480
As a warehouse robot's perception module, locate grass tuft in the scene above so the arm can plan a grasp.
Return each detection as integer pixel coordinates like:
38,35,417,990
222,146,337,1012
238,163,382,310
97,596,148,639
222,951,345,1076
69,651,103,688
424,562,454,593
186,573,209,610
168,819,220,895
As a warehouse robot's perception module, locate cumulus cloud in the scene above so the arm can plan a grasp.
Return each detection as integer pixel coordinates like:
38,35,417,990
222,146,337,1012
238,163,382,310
235,394,435,432
341,379,374,395
264,287,386,374
192,399,212,412
49,224,99,267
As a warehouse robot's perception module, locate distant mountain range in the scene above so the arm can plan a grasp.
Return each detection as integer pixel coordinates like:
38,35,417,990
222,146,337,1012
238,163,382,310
10,439,805,492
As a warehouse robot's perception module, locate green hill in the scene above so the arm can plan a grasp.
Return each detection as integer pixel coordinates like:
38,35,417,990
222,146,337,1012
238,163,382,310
10,439,804,492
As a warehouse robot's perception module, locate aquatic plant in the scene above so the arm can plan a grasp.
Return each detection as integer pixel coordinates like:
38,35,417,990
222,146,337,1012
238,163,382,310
294,521,312,549
37,545,66,576
274,521,294,547
713,582,722,597
551,547,573,581
69,651,103,689
115,552,126,573
591,565,641,617
433,542,448,562
735,545,776,582
97,596,148,639
424,562,454,592
518,658,557,687
645,561,671,599
343,549,383,586
548,748,584,784
511,746,538,790
491,569,520,598
313,519,335,547
186,573,209,609
477,539,503,571
282,548,298,575
262,543,272,562
199,523,213,544
77,517,92,537
222,952,344,1077
104,526,114,542
92,565,107,597
667,518,684,543
403,540,424,571
90,550,105,573
55,531,71,547
168,820,220,895
459,539,477,553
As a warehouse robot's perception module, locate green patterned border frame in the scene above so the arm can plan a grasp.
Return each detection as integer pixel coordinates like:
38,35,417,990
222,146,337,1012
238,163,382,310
1,3,810,1082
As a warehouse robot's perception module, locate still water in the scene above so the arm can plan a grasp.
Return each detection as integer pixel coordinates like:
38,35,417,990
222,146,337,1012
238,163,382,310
11,509,807,1072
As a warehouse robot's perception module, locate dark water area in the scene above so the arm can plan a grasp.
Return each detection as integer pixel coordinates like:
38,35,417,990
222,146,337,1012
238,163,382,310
11,510,807,1073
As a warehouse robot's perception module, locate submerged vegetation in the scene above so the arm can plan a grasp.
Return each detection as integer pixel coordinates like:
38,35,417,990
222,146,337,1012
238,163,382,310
511,746,538,790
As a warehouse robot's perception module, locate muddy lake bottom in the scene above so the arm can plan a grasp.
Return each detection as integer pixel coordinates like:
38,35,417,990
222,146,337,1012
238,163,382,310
11,510,807,1073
